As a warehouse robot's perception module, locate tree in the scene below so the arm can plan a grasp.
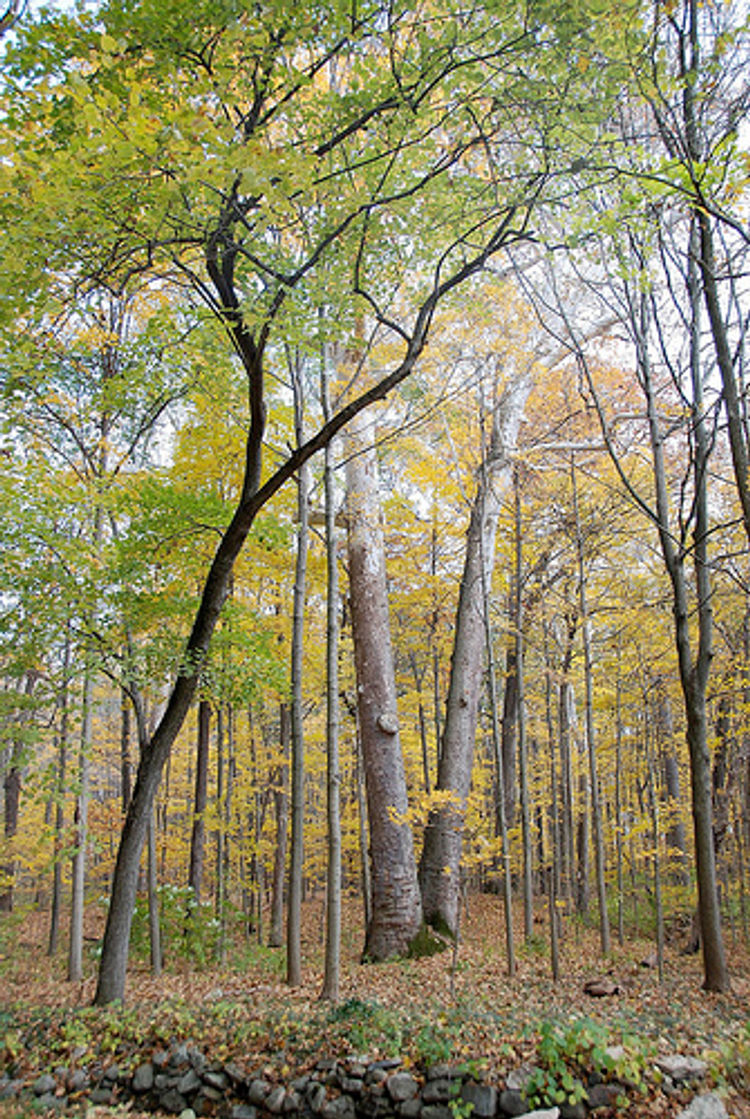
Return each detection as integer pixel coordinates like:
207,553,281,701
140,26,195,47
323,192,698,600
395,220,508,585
419,354,535,937
346,409,423,959
0,0,655,996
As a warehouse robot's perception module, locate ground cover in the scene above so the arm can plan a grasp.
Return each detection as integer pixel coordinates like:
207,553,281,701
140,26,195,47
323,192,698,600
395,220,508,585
0,896,748,1118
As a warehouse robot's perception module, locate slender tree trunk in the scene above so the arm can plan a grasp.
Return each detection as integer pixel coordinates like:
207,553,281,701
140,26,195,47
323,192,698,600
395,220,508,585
614,676,624,948
269,705,289,948
420,369,532,936
0,673,35,913
638,257,728,991
320,356,342,1001
68,666,93,983
347,411,422,959
486,567,516,977
120,688,132,815
287,358,309,986
571,459,610,956
559,618,577,905
500,638,519,832
49,637,71,956
656,686,689,885
188,699,211,904
147,807,162,975
514,476,533,941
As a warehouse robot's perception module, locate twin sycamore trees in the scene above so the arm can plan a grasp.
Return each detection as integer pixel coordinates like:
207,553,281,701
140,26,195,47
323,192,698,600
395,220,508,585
0,0,747,1000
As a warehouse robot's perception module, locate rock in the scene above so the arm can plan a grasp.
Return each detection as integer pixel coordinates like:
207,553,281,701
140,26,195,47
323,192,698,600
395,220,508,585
179,1110,197,1119
422,1079,452,1103
89,1086,114,1105
33,1073,57,1096
560,1102,586,1119
0,1079,23,1100
506,1068,535,1093
366,1067,390,1087
132,1062,155,1093
587,1083,623,1110
640,951,658,968
519,1110,559,1119
676,1093,728,1119
322,1094,357,1119
656,1056,708,1083
500,1089,528,1117
387,1072,420,1102
67,1068,89,1093
284,1088,302,1112
266,1085,288,1113
421,1105,453,1119
399,1098,423,1118
461,1081,497,1118
203,1069,228,1091
160,1088,188,1113
583,977,619,997
177,1068,203,1095
427,1064,459,1081
232,1107,259,1119
225,1061,247,1086
346,1059,369,1079
249,1078,273,1105
340,1077,365,1094
37,1092,67,1113
308,1081,328,1112
170,1043,191,1068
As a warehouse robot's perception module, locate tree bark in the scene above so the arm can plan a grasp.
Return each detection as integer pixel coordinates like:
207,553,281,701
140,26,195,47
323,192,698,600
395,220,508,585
420,368,532,936
68,665,93,983
346,412,422,959
570,457,610,956
287,357,309,986
188,699,211,904
320,354,342,1001
269,705,289,949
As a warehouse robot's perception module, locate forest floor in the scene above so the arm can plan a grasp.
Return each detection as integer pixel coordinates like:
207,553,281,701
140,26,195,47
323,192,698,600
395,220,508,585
1,894,749,1118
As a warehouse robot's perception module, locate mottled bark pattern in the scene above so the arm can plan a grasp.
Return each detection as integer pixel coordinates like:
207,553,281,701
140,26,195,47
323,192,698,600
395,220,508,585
346,416,422,959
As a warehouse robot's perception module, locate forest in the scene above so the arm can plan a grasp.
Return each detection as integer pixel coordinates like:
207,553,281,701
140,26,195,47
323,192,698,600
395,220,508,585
0,0,749,1114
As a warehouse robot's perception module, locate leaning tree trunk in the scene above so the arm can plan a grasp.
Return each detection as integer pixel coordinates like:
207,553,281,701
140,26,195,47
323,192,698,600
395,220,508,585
419,367,532,937
346,412,422,959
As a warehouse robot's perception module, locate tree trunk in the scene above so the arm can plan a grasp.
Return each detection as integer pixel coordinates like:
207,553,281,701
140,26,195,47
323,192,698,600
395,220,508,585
268,702,288,948
571,457,610,956
346,412,422,959
188,699,211,904
120,688,132,815
500,638,518,832
656,687,689,885
48,637,71,956
320,356,342,1001
68,665,93,983
639,255,728,991
269,705,289,948
514,476,533,942
287,357,309,986
420,368,532,937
